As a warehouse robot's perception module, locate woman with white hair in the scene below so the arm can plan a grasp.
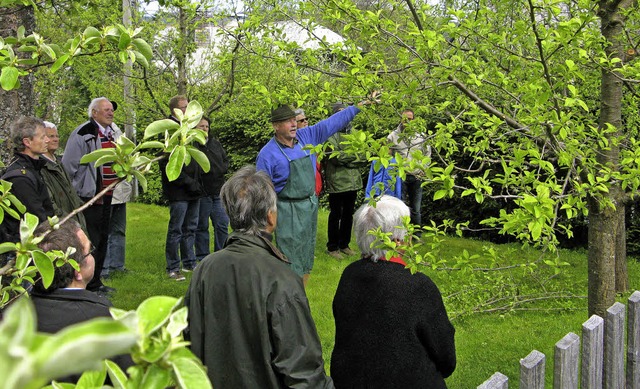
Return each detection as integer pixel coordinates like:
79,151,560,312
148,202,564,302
40,121,87,231
330,195,456,389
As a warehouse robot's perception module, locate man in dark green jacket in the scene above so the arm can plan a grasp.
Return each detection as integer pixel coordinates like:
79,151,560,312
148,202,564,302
324,103,367,259
185,165,333,389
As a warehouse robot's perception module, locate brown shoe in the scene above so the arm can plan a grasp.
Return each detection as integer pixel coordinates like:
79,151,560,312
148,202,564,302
327,250,344,259
340,247,357,256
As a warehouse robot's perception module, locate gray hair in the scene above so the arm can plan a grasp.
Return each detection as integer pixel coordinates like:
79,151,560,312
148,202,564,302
294,108,305,116
87,97,110,118
11,116,45,153
220,165,277,236
354,195,410,261
43,121,56,128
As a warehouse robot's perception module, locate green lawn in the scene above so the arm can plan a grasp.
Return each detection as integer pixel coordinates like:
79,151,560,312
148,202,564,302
109,203,640,388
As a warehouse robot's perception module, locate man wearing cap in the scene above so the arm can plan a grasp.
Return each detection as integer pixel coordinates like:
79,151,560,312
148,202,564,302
62,97,120,296
256,96,376,286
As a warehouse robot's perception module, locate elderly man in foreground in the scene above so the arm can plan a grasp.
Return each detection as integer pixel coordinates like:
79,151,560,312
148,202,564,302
331,195,456,389
186,165,333,389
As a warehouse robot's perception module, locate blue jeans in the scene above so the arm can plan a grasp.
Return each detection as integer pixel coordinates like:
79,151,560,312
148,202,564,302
195,195,230,261
403,174,423,226
165,199,200,272
102,203,126,277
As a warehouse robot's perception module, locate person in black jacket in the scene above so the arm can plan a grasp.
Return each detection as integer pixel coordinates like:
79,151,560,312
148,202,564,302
1,116,54,243
331,195,456,389
31,219,133,383
160,95,204,281
194,117,229,258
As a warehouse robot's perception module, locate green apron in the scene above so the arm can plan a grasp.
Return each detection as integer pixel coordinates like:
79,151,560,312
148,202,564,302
275,143,318,276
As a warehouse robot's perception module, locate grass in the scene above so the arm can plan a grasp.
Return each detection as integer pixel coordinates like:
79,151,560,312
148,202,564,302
109,203,640,388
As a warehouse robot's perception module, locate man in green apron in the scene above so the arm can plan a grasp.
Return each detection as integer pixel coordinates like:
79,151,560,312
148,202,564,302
256,103,365,286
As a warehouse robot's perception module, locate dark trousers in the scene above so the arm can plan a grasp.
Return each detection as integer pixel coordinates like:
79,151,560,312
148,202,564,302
403,174,423,226
327,190,358,251
83,195,112,291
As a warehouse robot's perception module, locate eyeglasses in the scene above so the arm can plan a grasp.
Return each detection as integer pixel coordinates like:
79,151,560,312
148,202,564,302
83,244,96,259
297,118,308,123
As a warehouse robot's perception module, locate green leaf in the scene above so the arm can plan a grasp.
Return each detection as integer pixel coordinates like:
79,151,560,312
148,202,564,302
19,213,39,245
105,360,127,389
8,193,26,215
133,50,149,68
32,250,55,289
144,119,180,139
117,135,136,155
93,154,118,168
171,357,212,389
139,364,171,389
0,241,16,255
186,146,210,173
138,141,164,150
132,38,153,60
118,32,131,50
75,367,107,387
80,148,117,164
166,146,187,182
0,296,37,352
133,171,147,192
183,101,203,129
136,296,181,336
83,26,101,39
50,54,69,73
433,189,447,200
166,306,188,338
0,66,19,91
35,319,137,379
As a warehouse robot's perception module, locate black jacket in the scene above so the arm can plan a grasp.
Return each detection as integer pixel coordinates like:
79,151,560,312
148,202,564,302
1,153,54,242
186,231,334,388
158,116,205,202
31,288,134,383
331,259,456,389
199,136,228,196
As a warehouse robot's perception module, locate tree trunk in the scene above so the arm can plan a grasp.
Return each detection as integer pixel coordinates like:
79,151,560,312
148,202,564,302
0,5,35,165
589,0,632,316
176,6,188,96
615,201,628,292
587,192,622,317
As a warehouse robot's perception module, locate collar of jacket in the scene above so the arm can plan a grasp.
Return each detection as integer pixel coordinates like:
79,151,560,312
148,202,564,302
31,288,111,306
227,231,290,264
13,152,47,171
77,118,101,137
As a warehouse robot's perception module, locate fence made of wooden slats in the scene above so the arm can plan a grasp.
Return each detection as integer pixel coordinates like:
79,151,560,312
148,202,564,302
477,291,640,389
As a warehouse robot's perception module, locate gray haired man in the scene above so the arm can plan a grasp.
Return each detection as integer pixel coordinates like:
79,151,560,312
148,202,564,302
186,165,333,389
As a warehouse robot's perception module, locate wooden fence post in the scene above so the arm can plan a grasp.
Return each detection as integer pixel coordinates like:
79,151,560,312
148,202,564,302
478,372,509,389
582,315,604,389
628,291,640,389
554,332,579,389
520,350,545,389
605,302,625,389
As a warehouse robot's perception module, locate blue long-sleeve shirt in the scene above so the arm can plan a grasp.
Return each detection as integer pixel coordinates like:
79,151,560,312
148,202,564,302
257,105,361,193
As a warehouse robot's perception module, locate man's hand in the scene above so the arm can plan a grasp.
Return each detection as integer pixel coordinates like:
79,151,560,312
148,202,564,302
357,90,382,107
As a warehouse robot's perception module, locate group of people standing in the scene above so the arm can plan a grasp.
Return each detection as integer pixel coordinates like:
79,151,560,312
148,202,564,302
2,93,455,387
2,98,132,296
160,95,230,282
187,96,455,388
